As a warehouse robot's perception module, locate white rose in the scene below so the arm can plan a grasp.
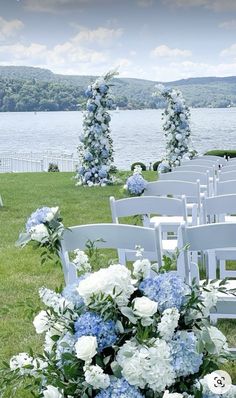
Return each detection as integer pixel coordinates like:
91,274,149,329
33,310,50,334
75,336,97,362
45,207,59,222
30,224,49,242
84,364,110,389
43,385,63,398
163,391,183,398
133,297,158,318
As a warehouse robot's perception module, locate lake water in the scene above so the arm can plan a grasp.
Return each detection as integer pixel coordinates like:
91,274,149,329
1,108,236,169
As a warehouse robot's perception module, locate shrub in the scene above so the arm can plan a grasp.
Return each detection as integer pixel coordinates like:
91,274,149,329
152,160,162,171
204,150,236,159
48,162,60,172
131,162,146,171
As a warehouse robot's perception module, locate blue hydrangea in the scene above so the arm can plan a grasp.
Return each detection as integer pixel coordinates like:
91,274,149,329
92,124,103,135
98,169,107,178
126,174,147,196
99,84,109,94
85,87,93,98
74,312,117,352
101,149,109,159
84,171,92,181
62,279,85,308
87,103,97,112
139,271,189,312
84,152,93,162
170,331,203,377
26,207,52,231
95,378,144,398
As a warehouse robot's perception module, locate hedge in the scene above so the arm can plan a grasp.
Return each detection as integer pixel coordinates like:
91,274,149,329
204,150,236,159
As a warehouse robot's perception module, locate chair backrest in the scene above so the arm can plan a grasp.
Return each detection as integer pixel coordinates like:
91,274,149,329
197,155,227,165
182,158,217,166
202,194,236,223
110,195,187,223
143,180,201,208
218,170,236,181
173,164,215,177
227,157,236,163
216,180,236,195
59,223,161,284
159,170,209,185
178,222,236,281
220,164,236,173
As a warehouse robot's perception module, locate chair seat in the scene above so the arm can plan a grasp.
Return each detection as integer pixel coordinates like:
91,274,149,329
225,215,236,223
200,279,236,301
162,239,178,252
150,215,192,226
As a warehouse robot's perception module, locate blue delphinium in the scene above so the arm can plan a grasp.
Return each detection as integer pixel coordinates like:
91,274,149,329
62,279,85,308
74,312,117,351
139,271,190,312
170,331,203,377
95,378,144,398
126,174,147,196
26,207,52,231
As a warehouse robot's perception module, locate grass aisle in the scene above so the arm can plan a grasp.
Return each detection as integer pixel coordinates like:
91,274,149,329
0,172,235,397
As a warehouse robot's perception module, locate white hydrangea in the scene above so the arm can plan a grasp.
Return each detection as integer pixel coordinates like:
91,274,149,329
30,224,49,242
84,364,110,389
10,353,47,375
77,264,136,306
163,391,183,398
33,310,50,334
44,207,59,222
157,308,180,341
117,339,175,392
199,375,236,398
43,385,63,398
73,249,91,272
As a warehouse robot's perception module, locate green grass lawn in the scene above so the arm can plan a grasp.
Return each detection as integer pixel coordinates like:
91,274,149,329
0,171,235,397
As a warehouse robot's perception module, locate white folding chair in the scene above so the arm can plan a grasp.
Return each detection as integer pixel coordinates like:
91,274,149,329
159,170,211,196
216,180,236,196
178,222,236,320
218,170,236,182
110,195,187,264
227,157,236,163
201,194,236,279
182,158,218,166
174,164,215,176
0,195,3,207
59,223,161,284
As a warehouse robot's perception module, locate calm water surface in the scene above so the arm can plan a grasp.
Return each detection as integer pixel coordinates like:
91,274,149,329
1,108,236,169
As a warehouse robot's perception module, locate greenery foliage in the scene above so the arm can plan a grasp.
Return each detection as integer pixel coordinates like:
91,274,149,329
152,160,162,171
0,66,236,112
131,162,147,171
205,150,236,159
48,163,60,172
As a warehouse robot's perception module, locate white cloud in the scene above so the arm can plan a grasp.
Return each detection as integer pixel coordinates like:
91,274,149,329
152,61,236,81
71,26,123,47
0,17,24,41
220,44,236,58
163,0,236,12
23,0,90,13
219,20,236,30
151,44,192,58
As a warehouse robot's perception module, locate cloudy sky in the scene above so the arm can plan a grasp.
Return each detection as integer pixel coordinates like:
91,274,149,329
1,0,236,81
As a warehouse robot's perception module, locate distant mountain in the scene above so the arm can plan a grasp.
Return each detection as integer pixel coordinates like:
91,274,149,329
0,65,235,112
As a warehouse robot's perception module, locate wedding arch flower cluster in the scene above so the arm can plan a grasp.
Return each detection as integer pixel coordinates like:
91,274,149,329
154,84,195,173
1,248,234,398
76,70,118,187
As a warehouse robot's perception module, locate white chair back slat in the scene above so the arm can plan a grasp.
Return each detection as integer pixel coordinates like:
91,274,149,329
202,194,236,224
60,223,161,284
218,170,236,181
159,170,209,185
216,180,236,195
173,164,215,177
197,155,227,165
220,164,236,173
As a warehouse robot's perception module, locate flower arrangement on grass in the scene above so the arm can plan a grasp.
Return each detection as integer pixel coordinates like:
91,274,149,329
76,70,118,187
124,165,148,196
1,250,234,398
16,206,64,264
153,84,195,173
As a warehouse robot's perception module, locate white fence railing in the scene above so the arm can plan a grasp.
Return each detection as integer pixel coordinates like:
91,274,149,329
0,155,80,173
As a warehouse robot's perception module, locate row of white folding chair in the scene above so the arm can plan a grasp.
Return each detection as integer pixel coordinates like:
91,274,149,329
177,222,236,320
182,155,227,166
59,221,236,321
159,170,211,196
197,155,228,165
219,164,236,173
110,195,188,266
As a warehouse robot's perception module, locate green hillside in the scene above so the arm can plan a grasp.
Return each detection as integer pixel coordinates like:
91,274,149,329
0,65,235,111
